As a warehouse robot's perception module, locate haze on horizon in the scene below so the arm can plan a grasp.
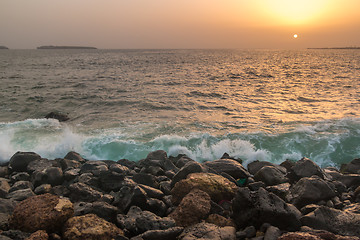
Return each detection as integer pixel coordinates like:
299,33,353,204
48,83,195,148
1,0,359,49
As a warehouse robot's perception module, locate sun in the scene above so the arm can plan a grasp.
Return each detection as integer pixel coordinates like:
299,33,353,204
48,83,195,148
293,34,298,39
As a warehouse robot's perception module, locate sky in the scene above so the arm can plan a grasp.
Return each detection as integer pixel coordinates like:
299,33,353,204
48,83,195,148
1,0,360,49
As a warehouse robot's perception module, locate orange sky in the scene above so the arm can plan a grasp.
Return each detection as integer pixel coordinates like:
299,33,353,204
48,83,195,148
1,0,359,49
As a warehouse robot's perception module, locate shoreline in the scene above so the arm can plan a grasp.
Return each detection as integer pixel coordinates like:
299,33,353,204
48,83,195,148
0,150,359,239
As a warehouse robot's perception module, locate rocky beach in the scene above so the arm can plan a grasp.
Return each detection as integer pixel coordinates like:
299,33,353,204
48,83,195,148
0,150,359,240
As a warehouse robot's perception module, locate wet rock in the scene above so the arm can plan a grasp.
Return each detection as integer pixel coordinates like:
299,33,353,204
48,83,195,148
171,172,238,205
9,193,73,233
135,227,184,240
203,158,250,180
169,189,211,227
80,161,108,176
31,167,64,187
133,173,159,189
117,159,136,169
301,205,360,236
74,201,118,222
178,222,236,240
146,150,168,161
68,182,103,203
335,173,360,188
64,168,80,181
116,206,175,236
9,152,41,173
10,172,30,183
25,230,48,240
254,166,288,186
289,158,325,181
64,151,86,163
247,160,280,175
112,181,147,213
264,226,281,240
58,158,82,171
45,112,69,121
342,158,360,174
266,183,291,202
6,188,35,201
26,159,52,173
171,161,208,188
232,187,301,231
9,181,33,193
291,176,336,208
63,213,123,240
34,184,52,194
99,170,125,192
109,163,130,174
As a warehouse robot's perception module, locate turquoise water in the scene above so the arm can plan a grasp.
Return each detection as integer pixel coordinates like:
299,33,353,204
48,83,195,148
0,49,359,167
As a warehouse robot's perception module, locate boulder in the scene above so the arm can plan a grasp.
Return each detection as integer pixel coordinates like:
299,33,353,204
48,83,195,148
278,232,323,240
9,193,73,233
68,182,103,203
34,184,52,195
266,183,292,202
26,159,52,173
26,230,49,240
247,160,280,175
171,173,238,205
80,161,108,176
301,206,360,236
0,199,17,215
291,176,336,208
203,159,250,180
264,226,281,240
342,158,360,174
232,187,301,231
139,184,165,199
169,189,211,227
254,166,288,186
205,214,236,228
98,171,125,192
8,181,33,193
1,230,30,239
116,206,175,236
178,222,236,240
146,150,168,161
31,167,64,187
171,161,208,188
63,213,123,240
289,158,325,181
0,178,10,198
8,152,41,172
74,201,118,223
135,227,184,240
58,158,82,171
64,151,86,163
133,173,159,188
6,188,35,201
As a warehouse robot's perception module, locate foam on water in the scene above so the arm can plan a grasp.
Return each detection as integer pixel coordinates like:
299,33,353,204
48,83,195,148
0,117,358,168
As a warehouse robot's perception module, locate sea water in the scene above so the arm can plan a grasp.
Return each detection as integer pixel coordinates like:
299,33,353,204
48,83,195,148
0,49,359,167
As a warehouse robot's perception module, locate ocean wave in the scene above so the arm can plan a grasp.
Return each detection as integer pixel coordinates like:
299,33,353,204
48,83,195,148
0,118,359,168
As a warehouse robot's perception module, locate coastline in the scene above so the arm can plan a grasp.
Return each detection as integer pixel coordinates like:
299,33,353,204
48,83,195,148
0,150,359,239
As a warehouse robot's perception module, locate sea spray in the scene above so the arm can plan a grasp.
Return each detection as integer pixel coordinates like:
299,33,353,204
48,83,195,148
1,117,359,168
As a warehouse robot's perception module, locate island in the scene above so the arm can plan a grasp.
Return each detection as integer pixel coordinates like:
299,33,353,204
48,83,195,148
308,47,360,50
37,45,97,50
0,46,9,49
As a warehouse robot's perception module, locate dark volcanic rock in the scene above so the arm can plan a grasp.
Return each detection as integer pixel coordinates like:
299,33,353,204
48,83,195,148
171,161,208,188
301,205,360,237
9,193,73,233
68,182,103,202
116,206,175,236
342,158,360,174
135,227,184,240
203,158,250,180
64,151,86,163
232,187,301,231
291,176,336,208
254,166,288,186
45,112,69,122
247,160,280,175
9,152,41,173
74,201,118,222
289,157,325,181
178,222,236,240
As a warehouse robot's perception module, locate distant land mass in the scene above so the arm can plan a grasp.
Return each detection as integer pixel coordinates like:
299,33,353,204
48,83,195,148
0,46,9,49
37,45,97,49
308,47,360,50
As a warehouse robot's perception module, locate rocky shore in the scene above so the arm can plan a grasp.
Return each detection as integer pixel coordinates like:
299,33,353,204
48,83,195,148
0,150,359,240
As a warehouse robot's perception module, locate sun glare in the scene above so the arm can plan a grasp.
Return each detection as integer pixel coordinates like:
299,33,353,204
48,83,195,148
293,34,298,39
260,0,331,25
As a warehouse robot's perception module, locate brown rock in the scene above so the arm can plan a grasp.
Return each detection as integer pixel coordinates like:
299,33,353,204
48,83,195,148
278,232,322,240
206,214,236,227
63,213,124,240
169,189,211,227
9,193,73,233
171,173,238,205
25,230,49,240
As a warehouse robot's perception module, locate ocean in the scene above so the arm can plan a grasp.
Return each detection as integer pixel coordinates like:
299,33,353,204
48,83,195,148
0,49,359,168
